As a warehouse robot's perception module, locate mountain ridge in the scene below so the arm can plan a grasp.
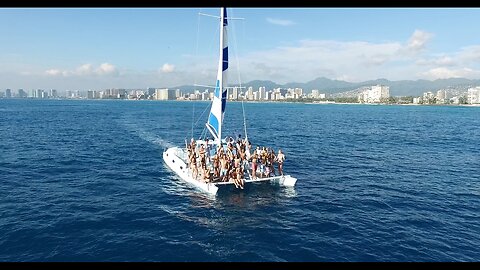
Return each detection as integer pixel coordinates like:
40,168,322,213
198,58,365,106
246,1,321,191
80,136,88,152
173,77,480,96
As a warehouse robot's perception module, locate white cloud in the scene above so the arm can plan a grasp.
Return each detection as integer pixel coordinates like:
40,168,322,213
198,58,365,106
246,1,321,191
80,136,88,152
225,29,480,83
43,63,119,77
96,63,118,76
406,29,433,52
45,69,62,76
457,45,480,63
237,39,405,83
161,63,175,73
76,64,94,75
416,55,456,66
10,29,480,91
421,67,480,80
266,18,295,26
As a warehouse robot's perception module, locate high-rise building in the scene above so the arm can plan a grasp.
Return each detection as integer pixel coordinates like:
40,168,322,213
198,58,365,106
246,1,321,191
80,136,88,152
155,88,176,100
49,89,58,98
5,89,12,98
18,89,27,98
294,88,303,96
87,90,95,99
359,85,390,103
247,86,253,100
147,88,156,96
231,87,239,100
467,86,480,104
258,86,266,100
36,89,44,99
436,90,446,100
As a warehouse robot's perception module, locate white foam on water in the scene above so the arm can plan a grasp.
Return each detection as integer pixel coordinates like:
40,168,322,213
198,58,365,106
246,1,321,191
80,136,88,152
120,118,176,149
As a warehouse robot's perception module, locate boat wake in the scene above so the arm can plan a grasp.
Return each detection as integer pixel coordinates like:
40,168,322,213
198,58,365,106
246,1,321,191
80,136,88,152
120,118,176,149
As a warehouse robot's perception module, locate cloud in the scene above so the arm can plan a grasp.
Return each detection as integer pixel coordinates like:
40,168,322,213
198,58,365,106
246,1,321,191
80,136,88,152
416,55,456,66
12,30,480,91
96,63,118,76
161,63,175,73
237,39,406,83
457,45,480,63
227,29,480,82
406,29,434,52
421,67,480,80
266,17,295,26
44,63,118,77
45,69,62,76
76,64,94,75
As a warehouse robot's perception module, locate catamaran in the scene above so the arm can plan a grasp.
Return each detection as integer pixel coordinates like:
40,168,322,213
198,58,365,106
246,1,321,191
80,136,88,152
163,7,297,195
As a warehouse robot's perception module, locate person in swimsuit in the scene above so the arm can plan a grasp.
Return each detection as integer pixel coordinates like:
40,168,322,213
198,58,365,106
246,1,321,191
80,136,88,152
276,149,285,176
251,152,258,179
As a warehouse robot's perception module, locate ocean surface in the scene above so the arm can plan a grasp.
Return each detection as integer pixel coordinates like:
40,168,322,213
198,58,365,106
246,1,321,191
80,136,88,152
0,98,479,262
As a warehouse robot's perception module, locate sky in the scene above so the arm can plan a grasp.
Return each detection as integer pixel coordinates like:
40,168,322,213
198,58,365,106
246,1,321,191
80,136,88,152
1,7,480,91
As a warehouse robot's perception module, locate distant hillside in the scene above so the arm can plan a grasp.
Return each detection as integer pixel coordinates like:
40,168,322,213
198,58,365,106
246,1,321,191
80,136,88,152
173,77,480,96
241,80,282,90
293,77,480,96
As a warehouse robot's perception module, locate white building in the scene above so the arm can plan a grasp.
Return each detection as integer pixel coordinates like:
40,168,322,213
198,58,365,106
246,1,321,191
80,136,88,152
413,97,422,104
467,86,480,104
423,91,434,103
231,87,239,100
294,88,303,96
155,88,176,100
436,90,447,100
259,86,266,100
246,86,253,100
201,91,208,100
359,85,390,103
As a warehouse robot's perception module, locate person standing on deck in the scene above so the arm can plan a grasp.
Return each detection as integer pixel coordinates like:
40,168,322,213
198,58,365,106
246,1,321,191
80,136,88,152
276,149,286,176
250,152,258,179
204,139,211,166
220,155,229,182
189,138,196,151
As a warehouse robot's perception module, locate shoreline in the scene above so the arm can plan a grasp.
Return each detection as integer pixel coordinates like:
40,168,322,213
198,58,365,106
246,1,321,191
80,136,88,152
2,98,480,107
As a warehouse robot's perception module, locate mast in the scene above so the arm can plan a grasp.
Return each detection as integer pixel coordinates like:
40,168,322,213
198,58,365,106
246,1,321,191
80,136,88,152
206,7,228,147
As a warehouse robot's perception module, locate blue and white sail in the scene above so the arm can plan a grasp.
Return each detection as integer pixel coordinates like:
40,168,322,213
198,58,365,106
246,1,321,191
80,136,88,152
206,7,228,146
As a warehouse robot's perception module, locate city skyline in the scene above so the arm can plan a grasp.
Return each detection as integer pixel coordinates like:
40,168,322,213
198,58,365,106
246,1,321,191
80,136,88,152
2,8,480,91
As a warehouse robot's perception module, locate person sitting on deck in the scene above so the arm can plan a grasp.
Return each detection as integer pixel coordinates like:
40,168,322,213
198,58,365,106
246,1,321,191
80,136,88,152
204,167,212,183
235,166,244,189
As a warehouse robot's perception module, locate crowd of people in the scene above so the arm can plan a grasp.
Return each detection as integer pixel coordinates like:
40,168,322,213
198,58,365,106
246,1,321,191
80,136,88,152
186,136,286,189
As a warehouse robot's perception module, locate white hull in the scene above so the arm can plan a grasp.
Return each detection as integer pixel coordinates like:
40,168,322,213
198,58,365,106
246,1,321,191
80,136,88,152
163,147,218,195
162,146,297,196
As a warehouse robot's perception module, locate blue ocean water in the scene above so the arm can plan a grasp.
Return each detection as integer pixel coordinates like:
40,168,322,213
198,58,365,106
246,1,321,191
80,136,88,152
0,99,479,262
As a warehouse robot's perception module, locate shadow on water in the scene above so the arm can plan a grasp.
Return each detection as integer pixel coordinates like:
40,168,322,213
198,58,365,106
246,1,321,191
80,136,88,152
170,182,300,235
196,181,298,209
